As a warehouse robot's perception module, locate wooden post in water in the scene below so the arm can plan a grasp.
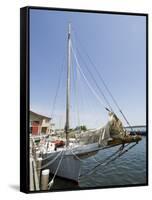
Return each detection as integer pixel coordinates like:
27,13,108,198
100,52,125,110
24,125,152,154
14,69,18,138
35,150,40,160
41,169,50,190
36,157,42,184
30,158,34,191
33,158,40,190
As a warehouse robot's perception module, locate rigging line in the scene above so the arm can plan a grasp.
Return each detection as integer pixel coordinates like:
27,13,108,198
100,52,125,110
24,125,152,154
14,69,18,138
39,150,63,169
50,56,65,119
72,28,133,129
76,59,81,127
71,31,86,127
48,150,65,189
70,148,85,162
71,43,107,110
75,63,86,128
104,143,137,166
70,143,125,164
72,40,113,112
80,143,137,178
93,144,127,165
71,57,80,128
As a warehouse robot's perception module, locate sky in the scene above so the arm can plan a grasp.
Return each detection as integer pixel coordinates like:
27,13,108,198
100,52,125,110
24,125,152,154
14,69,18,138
30,8,146,129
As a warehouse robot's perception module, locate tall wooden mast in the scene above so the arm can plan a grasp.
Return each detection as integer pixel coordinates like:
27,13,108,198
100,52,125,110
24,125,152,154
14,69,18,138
65,23,71,147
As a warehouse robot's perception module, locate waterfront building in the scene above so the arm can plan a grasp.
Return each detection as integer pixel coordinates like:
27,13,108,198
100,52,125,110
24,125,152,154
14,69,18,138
30,111,52,135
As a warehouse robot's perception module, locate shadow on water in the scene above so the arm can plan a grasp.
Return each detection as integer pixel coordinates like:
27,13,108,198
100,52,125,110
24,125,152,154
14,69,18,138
49,174,80,190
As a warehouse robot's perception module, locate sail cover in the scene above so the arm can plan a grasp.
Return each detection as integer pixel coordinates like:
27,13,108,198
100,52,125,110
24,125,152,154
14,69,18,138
75,112,126,146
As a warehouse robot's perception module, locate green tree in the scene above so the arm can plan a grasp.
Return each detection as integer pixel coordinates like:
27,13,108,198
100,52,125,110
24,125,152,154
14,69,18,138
75,125,87,131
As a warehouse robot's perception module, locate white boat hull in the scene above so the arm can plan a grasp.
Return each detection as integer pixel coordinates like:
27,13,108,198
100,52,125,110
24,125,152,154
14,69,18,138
45,154,81,182
42,143,101,182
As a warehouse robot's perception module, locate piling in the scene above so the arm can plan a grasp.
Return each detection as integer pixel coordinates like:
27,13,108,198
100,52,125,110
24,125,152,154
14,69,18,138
29,157,40,191
41,169,50,190
33,158,40,190
36,157,42,184
35,150,40,160
30,158,34,191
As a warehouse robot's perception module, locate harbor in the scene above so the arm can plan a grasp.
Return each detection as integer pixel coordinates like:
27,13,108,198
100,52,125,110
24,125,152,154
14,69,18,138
29,10,147,191
29,127,146,191
29,109,146,191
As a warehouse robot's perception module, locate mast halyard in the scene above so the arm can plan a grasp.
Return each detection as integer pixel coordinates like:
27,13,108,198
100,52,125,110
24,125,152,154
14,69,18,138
65,23,71,147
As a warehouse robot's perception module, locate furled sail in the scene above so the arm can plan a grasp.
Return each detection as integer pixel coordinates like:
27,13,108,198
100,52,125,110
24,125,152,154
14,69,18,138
75,112,127,146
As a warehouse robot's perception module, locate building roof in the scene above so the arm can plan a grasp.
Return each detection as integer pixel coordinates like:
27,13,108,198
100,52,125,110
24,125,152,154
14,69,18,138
30,111,51,120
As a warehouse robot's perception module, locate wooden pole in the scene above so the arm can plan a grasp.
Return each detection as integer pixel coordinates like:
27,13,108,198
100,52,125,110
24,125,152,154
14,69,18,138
65,23,71,147
35,150,40,160
41,169,50,190
30,158,34,191
33,158,40,190
36,157,42,184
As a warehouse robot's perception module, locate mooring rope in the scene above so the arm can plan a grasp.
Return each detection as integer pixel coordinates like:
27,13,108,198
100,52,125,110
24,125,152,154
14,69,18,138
69,148,85,162
39,150,63,170
48,150,65,189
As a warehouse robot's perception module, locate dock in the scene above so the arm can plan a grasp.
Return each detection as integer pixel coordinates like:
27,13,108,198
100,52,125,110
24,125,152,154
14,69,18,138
30,137,50,191
30,138,40,191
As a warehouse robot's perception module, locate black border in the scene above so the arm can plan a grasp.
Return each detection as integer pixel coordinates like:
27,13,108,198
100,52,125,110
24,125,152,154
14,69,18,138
20,6,148,193
20,7,29,193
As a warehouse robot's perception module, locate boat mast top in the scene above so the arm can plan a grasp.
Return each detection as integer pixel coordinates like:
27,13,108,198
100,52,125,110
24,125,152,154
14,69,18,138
65,23,71,147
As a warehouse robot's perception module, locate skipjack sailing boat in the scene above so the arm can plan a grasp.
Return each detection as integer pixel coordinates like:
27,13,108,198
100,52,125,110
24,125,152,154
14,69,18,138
32,24,142,188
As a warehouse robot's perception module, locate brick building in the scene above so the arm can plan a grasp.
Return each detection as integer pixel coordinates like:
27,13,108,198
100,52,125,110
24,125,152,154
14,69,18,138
30,111,52,135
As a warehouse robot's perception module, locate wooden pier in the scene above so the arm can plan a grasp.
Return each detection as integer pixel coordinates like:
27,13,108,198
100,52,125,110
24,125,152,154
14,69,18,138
30,137,50,191
30,157,40,191
30,138,40,191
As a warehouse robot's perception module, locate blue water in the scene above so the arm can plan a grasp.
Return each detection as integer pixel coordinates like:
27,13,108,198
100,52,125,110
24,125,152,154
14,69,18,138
50,137,147,190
